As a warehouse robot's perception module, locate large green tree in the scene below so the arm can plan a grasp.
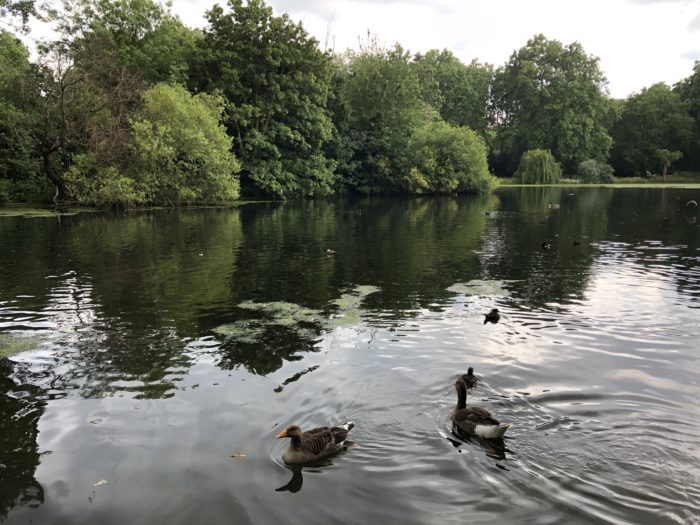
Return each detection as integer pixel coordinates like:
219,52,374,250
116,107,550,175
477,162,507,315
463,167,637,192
25,0,200,202
412,49,493,138
64,83,240,206
131,83,240,204
338,41,432,192
492,34,612,175
674,61,700,171
406,121,494,194
0,0,40,28
610,83,693,177
0,31,41,201
192,0,335,197
54,0,200,85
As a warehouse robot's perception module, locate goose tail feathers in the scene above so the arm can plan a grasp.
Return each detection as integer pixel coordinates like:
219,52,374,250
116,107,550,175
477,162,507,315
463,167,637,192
475,423,510,439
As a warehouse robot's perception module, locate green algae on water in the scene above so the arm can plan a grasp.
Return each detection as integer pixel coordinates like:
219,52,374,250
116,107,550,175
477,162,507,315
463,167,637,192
237,301,322,325
329,285,381,328
0,333,42,358
331,285,380,310
447,279,512,297
0,207,85,218
213,320,268,344
214,286,383,341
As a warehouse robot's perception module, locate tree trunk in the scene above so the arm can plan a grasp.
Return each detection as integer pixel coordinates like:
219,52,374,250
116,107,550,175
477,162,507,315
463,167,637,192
662,164,668,182
42,150,66,204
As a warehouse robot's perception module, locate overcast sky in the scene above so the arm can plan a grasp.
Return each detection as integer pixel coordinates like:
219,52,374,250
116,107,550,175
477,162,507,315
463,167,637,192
169,0,699,99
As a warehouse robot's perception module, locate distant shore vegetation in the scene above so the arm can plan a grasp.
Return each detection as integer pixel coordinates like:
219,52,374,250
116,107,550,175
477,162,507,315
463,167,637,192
1,0,699,206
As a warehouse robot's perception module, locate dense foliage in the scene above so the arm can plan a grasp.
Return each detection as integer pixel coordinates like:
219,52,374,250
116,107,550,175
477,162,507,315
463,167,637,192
577,159,613,183
406,121,494,193
514,149,562,184
336,42,433,192
192,0,335,197
610,83,693,177
0,31,42,202
492,35,612,175
64,84,240,206
1,0,700,207
577,159,614,183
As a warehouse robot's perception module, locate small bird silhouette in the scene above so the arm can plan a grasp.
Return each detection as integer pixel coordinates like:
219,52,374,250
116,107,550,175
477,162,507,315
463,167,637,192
461,366,478,389
483,308,500,325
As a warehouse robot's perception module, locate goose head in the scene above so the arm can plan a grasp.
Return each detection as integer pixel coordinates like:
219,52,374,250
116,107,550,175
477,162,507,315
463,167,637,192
277,424,302,440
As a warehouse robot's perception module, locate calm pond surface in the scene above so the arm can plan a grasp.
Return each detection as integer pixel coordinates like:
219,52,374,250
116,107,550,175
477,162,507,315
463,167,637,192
1,187,699,525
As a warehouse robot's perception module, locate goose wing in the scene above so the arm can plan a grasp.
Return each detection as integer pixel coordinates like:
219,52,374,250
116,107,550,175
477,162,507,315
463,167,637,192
305,424,352,445
453,407,501,434
300,428,335,455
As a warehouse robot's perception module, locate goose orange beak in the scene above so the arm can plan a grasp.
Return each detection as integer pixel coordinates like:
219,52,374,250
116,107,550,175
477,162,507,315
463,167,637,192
276,429,288,438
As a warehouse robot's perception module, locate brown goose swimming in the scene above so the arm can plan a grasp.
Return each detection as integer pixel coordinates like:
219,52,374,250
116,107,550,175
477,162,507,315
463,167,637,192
452,378,510,439
277,422,354,465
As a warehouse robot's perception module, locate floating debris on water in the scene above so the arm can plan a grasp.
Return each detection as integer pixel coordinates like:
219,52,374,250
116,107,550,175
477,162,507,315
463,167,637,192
230,453,247,459
93,479,108,487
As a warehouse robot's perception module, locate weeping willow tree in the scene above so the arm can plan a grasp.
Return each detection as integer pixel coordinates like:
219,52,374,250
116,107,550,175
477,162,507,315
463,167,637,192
514,149,562,184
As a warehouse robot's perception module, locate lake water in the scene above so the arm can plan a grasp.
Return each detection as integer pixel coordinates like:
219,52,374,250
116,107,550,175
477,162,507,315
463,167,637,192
1,187,699,525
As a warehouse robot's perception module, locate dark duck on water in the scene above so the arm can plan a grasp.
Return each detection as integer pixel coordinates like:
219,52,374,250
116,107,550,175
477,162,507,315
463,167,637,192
484,308,500,324
452,378,510,439
277,422,354,465
461,366,478,389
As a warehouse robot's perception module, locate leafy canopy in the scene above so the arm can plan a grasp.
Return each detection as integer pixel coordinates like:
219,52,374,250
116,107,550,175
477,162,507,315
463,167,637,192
406,121,494,194
492,34,612,175
338,40,433,192
193,0,336,197
610,83,693,176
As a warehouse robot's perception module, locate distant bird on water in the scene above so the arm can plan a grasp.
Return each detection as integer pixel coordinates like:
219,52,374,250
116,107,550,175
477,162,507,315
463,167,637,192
277,422,354,465
548,202,560,210
573,240,581,246
452,378,510,439
541,241,552,250
461,366,478,389
326,248,336,255
483,308,500,325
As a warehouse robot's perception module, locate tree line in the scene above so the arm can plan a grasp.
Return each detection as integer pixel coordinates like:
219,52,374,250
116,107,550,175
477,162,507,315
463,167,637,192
1,0,699,206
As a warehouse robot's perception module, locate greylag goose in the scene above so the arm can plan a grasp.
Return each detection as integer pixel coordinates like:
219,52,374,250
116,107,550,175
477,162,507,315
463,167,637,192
483,308,500,324
461,367,478,389
548,202,560,209
452,378,510,439
277,422,354,464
